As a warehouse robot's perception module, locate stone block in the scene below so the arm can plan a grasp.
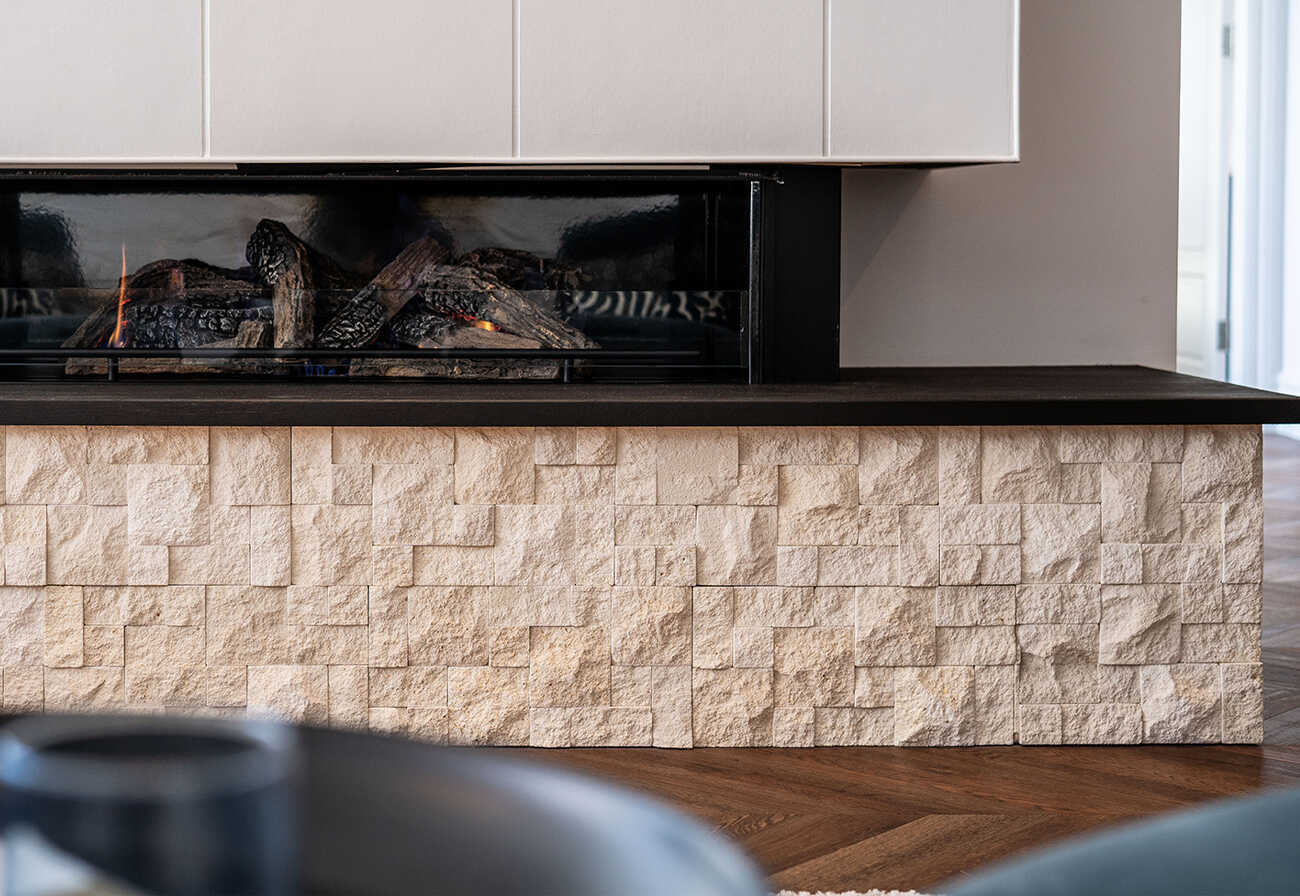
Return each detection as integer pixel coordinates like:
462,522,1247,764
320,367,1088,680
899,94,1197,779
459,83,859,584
247,665,328,724
692,668,774,746
88,427,207,466
1101,462,1180,544
938,427,981,505
611,586,691,666
331,464,371,505
611,664,652,708
854,667,895,708
732,626,774,668
733,586,816,628
332,427,453,465
818,545,897,586
168,540,248,586
935,626,1016,665
367,586,407,667
0,588,44,666
651,665,693,747
568,707,654,747
692,586,733,670
1061,703,1143,744
1020,504,1099,584
1222,500,1263,584
815,707,893,746
124,624,205,705
285,624,367,664
655,546,696,586
1016,624,1100,703
369,707,450,743
655,427,738,504
778,465,858,545
371,463,451,545
1059,463,1101,503
736,464,778,506
291,427,332,504
1141,664,1222,743
939,504,1020,545
125,545,167,586
1100,544,1142,584
205,666,247,707
487,626,529,667
5,426,86,504
898,505,939,586
859,427,938,505
1181,503,1221,544
535,465,614,505
2,665,44,711
1140,544,1186,584
855,586,936,666
205,586,287,666
980,427,1059,503
448,666,530,745
858,506,901,546
454,429,534,505
773,706,816,746
774,627,853,707
413,546,493,586
530,626,611,707
974,665,1016,744
43,586,83,668
1181,623,1260,663
211,427,289,505
811,586,855,627
776,546,819,586
615,546,656,586
894,666,976,746
1221,663,1263,744
1018,704,1063,745
1181,583,1225,624
614,505,695,545
1098,664,1141,703
1057,425,1183,463
939,544,1019,586
1181,543,1219,583
697,506,777,585
126,464,209,546
1100,585,1181,664
372,545,414,588
368,666,447,708
327,665,368,729
575,427,617,465
83,625,124,667
84,464,127,506
120,585,204,626
534,427,577,465
291,504,371,585
935,585,1015,626
47,505,128,586
249,505,291,586
1223,583,1262,624
44,667,124,711
739,427,858,465
1181,425,1260,503
406,586,489,666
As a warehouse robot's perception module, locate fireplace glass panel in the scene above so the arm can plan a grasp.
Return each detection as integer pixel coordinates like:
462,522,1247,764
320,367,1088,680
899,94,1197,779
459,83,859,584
0,173,756,381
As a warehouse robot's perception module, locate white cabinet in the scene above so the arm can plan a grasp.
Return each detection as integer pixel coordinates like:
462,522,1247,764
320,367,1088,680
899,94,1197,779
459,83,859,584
829,0,1018,161
208,0,514,160
517,0,824,160
0,0,203,160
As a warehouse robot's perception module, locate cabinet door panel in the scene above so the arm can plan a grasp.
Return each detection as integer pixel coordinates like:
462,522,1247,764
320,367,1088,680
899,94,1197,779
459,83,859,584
209,0,513,159
0,0,203,160
519,0,824,160
830,0,1018,161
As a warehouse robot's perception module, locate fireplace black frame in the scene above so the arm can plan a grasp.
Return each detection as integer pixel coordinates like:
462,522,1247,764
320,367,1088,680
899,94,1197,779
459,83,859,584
0,166,841,384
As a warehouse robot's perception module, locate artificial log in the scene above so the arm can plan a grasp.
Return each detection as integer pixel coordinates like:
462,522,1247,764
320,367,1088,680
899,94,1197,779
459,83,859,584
127,301,273,349
245,219,359,348
348,358,559,380
456,246,586,294
315,237,450,349
414,266,597,350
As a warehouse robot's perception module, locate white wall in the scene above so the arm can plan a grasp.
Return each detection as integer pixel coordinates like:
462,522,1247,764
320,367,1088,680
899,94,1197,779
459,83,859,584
839,0,1181,368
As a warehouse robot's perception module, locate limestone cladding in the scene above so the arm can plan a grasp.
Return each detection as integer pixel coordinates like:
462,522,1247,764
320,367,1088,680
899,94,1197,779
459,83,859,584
0,424,1263,746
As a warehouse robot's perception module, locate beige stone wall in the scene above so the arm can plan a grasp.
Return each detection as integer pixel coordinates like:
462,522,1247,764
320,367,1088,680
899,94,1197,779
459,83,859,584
0,424,1263,746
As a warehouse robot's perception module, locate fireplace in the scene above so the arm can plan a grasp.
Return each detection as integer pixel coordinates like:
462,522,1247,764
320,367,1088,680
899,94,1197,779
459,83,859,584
0,168,840,384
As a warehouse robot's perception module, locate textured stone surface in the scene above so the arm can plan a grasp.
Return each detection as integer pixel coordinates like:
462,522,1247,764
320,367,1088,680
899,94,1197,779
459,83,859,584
0,424,1262,746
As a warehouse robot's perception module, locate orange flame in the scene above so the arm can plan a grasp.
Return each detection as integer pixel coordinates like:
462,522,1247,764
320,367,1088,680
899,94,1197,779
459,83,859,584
472,319,499,332
107,244,128,348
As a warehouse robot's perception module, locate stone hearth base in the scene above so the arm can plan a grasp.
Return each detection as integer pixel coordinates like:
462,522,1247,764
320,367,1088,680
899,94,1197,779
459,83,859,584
0,424,1263,746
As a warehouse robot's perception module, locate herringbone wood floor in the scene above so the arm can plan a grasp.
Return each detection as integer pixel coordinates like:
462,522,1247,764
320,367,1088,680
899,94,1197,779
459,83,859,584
499,435,1300,893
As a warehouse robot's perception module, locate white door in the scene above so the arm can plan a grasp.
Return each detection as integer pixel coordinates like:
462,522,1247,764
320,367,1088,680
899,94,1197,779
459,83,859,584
516,0,824,160
0,1,203,161
208,0,514,160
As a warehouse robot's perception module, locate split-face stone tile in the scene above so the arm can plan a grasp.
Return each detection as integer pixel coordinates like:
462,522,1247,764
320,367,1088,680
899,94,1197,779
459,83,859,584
611,586,691,666
47,505,128,586
124,624,206,706
6,544,45,587
43,586,83,668
981,427,1059,503
615,546,656,586
45,667,125,711
367,586,407,667
697,506,777,585
489,626,531,667
736,464,778,506
894,666,976,746
454,429,534,505
974,665,1016,744
1020,504,1099,584
5,506,47,585
614,428,656,505
773,706,816,746
855,587,936,666
1182,583,1225,624
739,427,858,466
205,586,287,666
859,427,937,505
1222,500,1263,584
733,586,816,628
776,545,818,586
939,544,1019,586
1099,585,1180,665
1140,663,1222,743
1016,623,1100,704
247,665,329,724
530,626,611,707
118,585,204,627
615,505,695,546
250,505,291,586
939,504,1020,545
332,427,453,466
692,668,773,746
370,707,450,743
1223,583,1262,624
89,427,207,466
1221,663,1264,743
291,504,371,585
84,464,127,506
372,545,414,588
534,427,577,466
331,464,371,505
534,465,614,505
651,665,693,747
655,546,696,586
291,428,333,504
1059,463,1100,504
937,427,980,505
1,665,43,711
413,546,493,586
655,427,738,505
935,586,1015,626
1181,425,1260,503
83,625,124,667
5,426,86,504
1098,664,1141,703
692,586,733,670
406,586,489,666
1181,623,1260,663
126,464,209,546
205,666,247,707
774,627,853,707
611,665,652,708
1100,462,1180,543
371,464,451,545
778,465,858,545
1182,543,1219,583
286,585,367,626
1062,703,1142,744
211,427,290,505
1057,426,1183,463
815,707,893,745
1016,584,1101,624
733,626,774,668
818,545,897,586
495,504,613,587
858,506,901,546
1182,503,1222,543
448,666,529,745
125,545,168,586
935,625,1016,665
1138,544,1185,584
575,427,617,466
897,506,939,586
168,539,248,586
564,707,653,747
1018,703,1063,745
327,665,369,729
811,586,855,627
854,667,894,708
368,666,447,709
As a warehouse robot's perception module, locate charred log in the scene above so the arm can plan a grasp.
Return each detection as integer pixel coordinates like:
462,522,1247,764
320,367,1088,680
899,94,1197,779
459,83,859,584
245,219,360,347
315,237,450,349
348,357,559,380
126,300,273,349
415,266,597,350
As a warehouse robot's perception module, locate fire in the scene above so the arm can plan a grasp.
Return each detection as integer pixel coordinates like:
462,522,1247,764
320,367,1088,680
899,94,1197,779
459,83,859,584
106,244,128,348
471,319,499,332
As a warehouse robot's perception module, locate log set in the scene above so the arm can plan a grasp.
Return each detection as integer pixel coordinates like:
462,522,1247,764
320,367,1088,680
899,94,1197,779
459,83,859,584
62,220,600,379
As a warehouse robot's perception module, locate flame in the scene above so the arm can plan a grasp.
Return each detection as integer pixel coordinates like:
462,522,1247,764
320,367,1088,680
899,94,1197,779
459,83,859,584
107,244,128,348
471,319,499,332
